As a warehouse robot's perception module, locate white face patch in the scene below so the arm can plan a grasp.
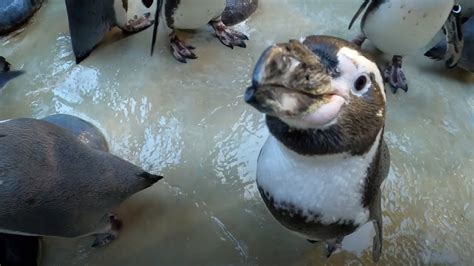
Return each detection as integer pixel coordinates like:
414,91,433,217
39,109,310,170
257,130,383,229
334,47,386,101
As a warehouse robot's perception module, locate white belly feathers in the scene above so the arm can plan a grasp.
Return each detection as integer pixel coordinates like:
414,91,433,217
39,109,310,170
168,0,226,29
257,131,382,226
363,0,453,55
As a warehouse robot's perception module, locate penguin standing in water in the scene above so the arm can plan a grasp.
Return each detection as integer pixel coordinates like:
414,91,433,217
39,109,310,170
0,56,24,90
348,0,455,93
150,0,249,63
0,115,163,265
65,0,155,63
245,36,390,261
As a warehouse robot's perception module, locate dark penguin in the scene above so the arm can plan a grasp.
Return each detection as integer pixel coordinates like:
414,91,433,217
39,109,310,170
0,114,110,266
0,116,163,251
245,36,390,261
426,10,474,72
0,0,43,35
65,0,155,63
0,56,24,90
348,0,455,93
221,0,258,26
150,0,249,63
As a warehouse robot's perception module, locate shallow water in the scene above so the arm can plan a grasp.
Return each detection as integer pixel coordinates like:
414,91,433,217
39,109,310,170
1,0,473,265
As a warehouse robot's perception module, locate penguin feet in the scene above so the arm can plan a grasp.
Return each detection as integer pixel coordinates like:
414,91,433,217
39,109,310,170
92,214,123,247
351,32,366,47
325,237,343,258
169,32,198,63
384,56,408,93
122,13,154,33
210,20,249,49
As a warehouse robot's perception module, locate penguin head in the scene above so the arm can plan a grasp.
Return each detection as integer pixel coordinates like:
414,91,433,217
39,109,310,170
245,35,386,131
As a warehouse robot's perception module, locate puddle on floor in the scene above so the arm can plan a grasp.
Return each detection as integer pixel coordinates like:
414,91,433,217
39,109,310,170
1,0,473,265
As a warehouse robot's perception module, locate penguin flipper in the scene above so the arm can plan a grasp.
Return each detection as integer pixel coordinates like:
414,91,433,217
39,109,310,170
348,0,370,30
370,192,383,262
0,234,40,266
150,0,164,56
0,70,25,89
65,0,117,64
443,8,464,68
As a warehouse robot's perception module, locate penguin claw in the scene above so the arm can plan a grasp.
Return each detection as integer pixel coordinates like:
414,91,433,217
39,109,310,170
210,20,249,49
170,32,198,63
92,214,122,247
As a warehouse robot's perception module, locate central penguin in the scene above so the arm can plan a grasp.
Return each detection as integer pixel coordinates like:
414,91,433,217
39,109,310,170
245,36,390,261
151,0,249,62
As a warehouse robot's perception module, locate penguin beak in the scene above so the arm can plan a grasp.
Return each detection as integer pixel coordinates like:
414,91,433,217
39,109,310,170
245,40,334,118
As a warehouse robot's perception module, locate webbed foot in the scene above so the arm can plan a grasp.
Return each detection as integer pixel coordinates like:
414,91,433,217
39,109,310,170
325,237,344,258
351,32,366,47
122,13,154,33
169,31,197,63
92,214,122,247
210,19,248,49
384,55,408,93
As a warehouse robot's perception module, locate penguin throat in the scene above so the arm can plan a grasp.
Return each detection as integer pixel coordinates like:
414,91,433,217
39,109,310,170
266,116,371,156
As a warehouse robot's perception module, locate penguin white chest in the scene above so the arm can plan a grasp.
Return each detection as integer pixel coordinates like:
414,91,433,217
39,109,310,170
167,0,226,30
256,134,381,226
363,0,453,55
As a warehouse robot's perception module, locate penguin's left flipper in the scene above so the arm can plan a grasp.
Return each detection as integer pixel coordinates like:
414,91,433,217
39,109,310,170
348,0,370,30
443,7,464,69
0,71,25,89
210,19,249,49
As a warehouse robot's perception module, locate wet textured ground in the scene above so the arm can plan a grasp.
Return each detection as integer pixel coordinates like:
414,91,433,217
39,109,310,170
1,1,473,265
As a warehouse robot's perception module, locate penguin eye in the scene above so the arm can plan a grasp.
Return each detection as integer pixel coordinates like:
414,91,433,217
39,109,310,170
354,75,367,91
452,5,462,14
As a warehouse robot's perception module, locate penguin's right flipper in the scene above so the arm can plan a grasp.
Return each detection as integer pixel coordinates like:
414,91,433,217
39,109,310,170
65,0,118,64
370,192,383,262
150,0,164,56
0,234,40,266
348,0,370,30
0,70,25,89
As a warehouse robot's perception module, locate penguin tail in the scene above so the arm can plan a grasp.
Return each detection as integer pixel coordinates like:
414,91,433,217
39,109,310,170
0,234,40,266
150,0,164,56
138,171,164,185
0,71,25,89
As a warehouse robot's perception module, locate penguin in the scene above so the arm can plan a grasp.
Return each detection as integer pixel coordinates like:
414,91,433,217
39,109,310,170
150,0,249,63
244,36,390,261
0,114,110,266
0,0,43,35
348,0,455,93
425,16,474,72
0,56,24,90
65,0,156,64
0,116,163,251
221,0,258,26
